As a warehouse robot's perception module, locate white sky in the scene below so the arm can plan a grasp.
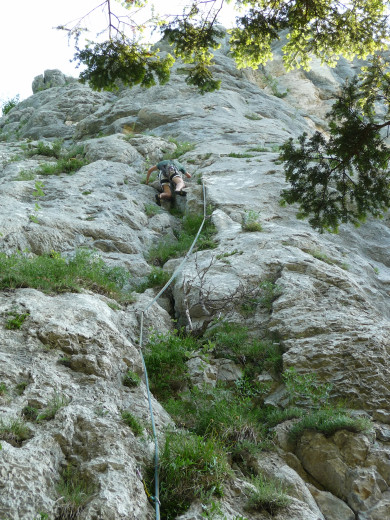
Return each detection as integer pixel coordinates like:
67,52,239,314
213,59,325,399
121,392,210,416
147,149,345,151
0,0,236,105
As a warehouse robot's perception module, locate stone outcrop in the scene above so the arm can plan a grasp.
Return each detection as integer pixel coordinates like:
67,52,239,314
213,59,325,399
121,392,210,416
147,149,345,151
0,29,389,519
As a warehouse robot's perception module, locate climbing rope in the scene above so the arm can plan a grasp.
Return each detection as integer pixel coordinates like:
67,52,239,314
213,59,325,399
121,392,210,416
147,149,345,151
137,183,207,519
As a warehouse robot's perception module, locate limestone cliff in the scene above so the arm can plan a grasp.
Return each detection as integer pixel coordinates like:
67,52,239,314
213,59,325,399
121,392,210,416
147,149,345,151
0,32,389,520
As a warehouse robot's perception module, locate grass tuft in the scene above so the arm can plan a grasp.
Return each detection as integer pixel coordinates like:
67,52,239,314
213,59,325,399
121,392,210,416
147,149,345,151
288,408,372,443
0,417,30,446
121,410,143,436
25,139,63,159
36,393,69,422
36,145,88,175
56,464,96,519
246,474,291,514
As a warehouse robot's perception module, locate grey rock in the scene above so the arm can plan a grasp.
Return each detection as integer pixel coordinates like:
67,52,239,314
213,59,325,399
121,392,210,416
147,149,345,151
215,358,243,383
32,69,75,93
308,485,355,520
186,356,218,387
83,134,144,166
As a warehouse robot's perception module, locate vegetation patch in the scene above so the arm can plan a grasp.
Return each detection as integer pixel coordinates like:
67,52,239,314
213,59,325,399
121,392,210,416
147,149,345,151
260,68,288,99
282,367,373,444
288,408,372,443
144,329,198,401
144,203,162,218
309,249,349,270
162,138,196,160
24,139,63,159
143,322,366,519
15,381,29,395
206,322,283,377
36,145,88,175
4,310,29,330
216,249,243,260
247,146,270,152
242,210,263,232
122,369,141,388
256,280,282,311
0,249,134,303
155,431,231,520
121,410,143,436
148,212,217,265
228,152,254,159
135,267,171,293
36,393,69,422
245,113,263,120
146,324,283,466
1,95,20,115
56,464,96,520
18,144,89,179
165,386,264,452
22,405,40,422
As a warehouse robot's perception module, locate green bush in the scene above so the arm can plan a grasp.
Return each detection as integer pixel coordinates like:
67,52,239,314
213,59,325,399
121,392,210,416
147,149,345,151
0,382,7,396
1,95,20,115
144,330,198,401
258,407,304,431
22,405,39,421
15,381,28,395
0,249,134,303
256,280,282,311
144,203,161,217
25,139,63,158
122,370,141,388
242,210,262,232
246,474,291,514
157,432,231,519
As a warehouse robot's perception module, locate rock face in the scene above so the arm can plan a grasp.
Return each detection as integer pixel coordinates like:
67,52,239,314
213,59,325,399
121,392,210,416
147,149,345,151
0,30,389,520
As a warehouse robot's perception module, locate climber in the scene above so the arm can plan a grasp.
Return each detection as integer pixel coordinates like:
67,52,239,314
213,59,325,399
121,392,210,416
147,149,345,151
146,159,191,206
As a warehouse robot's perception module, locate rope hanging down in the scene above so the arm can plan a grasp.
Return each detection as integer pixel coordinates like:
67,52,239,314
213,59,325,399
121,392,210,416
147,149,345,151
137,182,207,520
